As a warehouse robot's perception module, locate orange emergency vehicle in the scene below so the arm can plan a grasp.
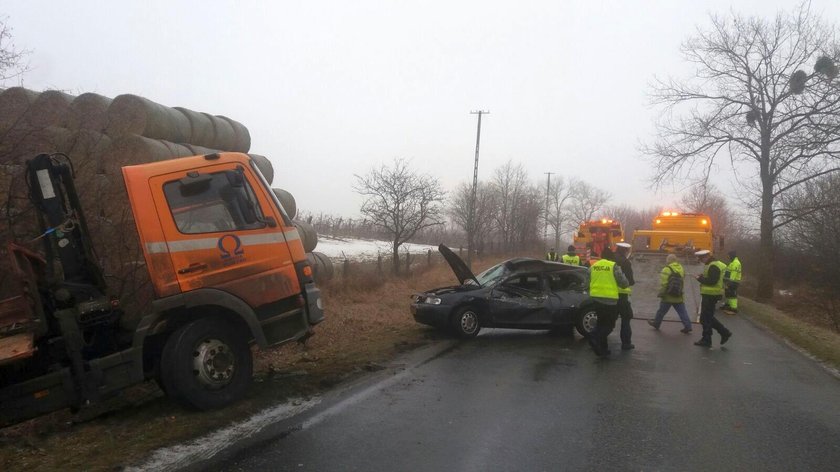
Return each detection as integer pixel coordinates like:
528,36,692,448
0,152,323,425
572,218,625,263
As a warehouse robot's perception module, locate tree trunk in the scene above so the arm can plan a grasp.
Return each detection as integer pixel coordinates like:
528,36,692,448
757,150,775,301
392,240,400,275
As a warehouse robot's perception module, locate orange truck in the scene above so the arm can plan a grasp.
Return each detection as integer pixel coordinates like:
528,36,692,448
0,152,323,425
572,218,625,263
632,211,719,254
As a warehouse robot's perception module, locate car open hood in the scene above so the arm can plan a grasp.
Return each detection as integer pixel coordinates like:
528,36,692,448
438,244,480,286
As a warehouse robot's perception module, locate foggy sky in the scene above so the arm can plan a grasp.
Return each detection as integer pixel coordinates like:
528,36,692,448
4,0,839,219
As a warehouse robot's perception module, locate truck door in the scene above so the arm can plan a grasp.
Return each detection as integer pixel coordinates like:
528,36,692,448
150,164,301,309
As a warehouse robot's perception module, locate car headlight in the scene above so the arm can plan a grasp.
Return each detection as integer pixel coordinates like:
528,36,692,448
425,297,442,305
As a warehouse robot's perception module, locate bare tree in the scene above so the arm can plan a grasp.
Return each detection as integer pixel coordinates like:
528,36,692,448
545,175,575,249
782,173,840,331
645,2,840,300
449,181,497,255
679,183,745,243
491,161,530,251
354,158,445,274
567,179,611,227
0,15,29,82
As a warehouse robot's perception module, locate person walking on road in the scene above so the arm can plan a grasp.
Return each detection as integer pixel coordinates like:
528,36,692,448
562,245,580,265
647,254,693,333
546,247,559,262
614,242,635,350
693,249,732,347
588,247,629,357
722,250,742,315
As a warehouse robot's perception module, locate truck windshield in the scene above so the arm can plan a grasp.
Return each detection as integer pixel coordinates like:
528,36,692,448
164,170,266,234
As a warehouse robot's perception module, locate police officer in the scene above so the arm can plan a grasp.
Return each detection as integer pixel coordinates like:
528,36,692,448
546,247,559,262
615,242,635,350
562,245,580,265
723,250,742,314
693,249,732,347
588,247,630,357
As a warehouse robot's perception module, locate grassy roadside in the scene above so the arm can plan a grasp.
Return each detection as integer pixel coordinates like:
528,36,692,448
740,297,840,373
0,257,502,472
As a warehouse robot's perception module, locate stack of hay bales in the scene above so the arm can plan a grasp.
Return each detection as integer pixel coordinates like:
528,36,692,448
0,87,282,319
271,188,331,282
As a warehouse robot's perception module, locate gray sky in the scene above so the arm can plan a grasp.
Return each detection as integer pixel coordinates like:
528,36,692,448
4,0,839,218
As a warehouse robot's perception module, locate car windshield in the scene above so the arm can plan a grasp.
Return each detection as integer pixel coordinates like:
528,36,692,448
468,263,508,286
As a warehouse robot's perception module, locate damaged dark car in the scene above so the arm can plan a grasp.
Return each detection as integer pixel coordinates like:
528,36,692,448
411,245,597,338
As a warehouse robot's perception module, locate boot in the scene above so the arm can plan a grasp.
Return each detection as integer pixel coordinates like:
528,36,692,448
694,338,712,347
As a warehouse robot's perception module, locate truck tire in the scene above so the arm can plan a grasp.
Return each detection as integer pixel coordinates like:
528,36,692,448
159,317,253,410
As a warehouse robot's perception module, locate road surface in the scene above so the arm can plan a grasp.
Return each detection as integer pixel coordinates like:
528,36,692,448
219,258,840,471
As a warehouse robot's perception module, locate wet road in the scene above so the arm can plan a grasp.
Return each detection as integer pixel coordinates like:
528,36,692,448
221,259,840,471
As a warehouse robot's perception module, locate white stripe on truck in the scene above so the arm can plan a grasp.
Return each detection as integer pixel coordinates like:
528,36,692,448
145,230,298,254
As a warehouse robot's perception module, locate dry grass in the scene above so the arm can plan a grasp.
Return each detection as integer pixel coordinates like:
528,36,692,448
0,256,504,472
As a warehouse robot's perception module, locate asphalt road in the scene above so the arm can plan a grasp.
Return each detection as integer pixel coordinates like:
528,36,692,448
220,258,840,472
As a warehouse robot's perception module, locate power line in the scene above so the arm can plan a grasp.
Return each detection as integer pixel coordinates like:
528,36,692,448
467,110,489,268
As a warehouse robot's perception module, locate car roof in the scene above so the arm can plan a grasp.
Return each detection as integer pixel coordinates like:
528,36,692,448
504,258,587,273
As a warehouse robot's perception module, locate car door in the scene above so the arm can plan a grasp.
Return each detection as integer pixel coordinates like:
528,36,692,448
489,273,552,327
546,270,589,325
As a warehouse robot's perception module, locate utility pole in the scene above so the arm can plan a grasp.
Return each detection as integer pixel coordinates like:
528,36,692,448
467,110,489,268
544,172,554,250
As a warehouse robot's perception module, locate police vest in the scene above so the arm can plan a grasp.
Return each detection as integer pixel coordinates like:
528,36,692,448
562,254,580,265
726,257,742,282
700,260,727,296
590,259,619,299
546,252,558,261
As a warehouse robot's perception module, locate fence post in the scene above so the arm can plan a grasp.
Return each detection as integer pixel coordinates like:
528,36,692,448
405,250,411,274
377,254,383,276
427,248,432,266
343,259,350,280
459,246,463,257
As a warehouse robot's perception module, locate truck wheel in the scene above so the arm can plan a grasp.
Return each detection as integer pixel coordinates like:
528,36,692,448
159,317,253,410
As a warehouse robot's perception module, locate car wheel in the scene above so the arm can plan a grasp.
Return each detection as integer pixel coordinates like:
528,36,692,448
575,307,598,338
451,307,481,338
159,317,253,410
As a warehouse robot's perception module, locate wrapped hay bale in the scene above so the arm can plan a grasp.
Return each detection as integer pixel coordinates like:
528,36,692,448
27,90,75,129
106,94,191,143
208,112,237,151
66,92,113,132
272,188,297,219
174,107,216,149
220,115,251,153
306,251,334,282
161,140,193,158
293,219,318,252
0,87,40,136
249,153,274,184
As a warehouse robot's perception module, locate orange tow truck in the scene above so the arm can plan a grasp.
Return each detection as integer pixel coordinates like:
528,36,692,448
572,218,625,264
632,211,719,254
0,152,324,425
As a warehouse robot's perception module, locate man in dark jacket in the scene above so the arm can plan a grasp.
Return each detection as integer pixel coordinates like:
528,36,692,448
693,250,732,347
614,242,635,350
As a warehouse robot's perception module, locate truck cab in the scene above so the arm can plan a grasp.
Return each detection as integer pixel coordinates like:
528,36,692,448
0,152,323,425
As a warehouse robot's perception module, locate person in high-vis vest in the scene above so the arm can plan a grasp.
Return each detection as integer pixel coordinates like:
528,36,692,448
723,250,742,314
588,247,629,357
562,245,580,265
693,250,732,347
546,248,559,262
614,242,635,350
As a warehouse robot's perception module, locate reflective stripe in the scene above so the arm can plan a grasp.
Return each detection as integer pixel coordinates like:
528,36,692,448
145,229,297,254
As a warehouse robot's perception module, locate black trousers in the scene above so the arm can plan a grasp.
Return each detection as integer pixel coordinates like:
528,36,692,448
618,293,633,345
590,301,619,355
700,294,729,341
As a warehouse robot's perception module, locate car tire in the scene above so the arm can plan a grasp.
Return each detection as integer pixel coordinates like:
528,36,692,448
575,307,598,338
159,317,253,410
451,306,481,338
